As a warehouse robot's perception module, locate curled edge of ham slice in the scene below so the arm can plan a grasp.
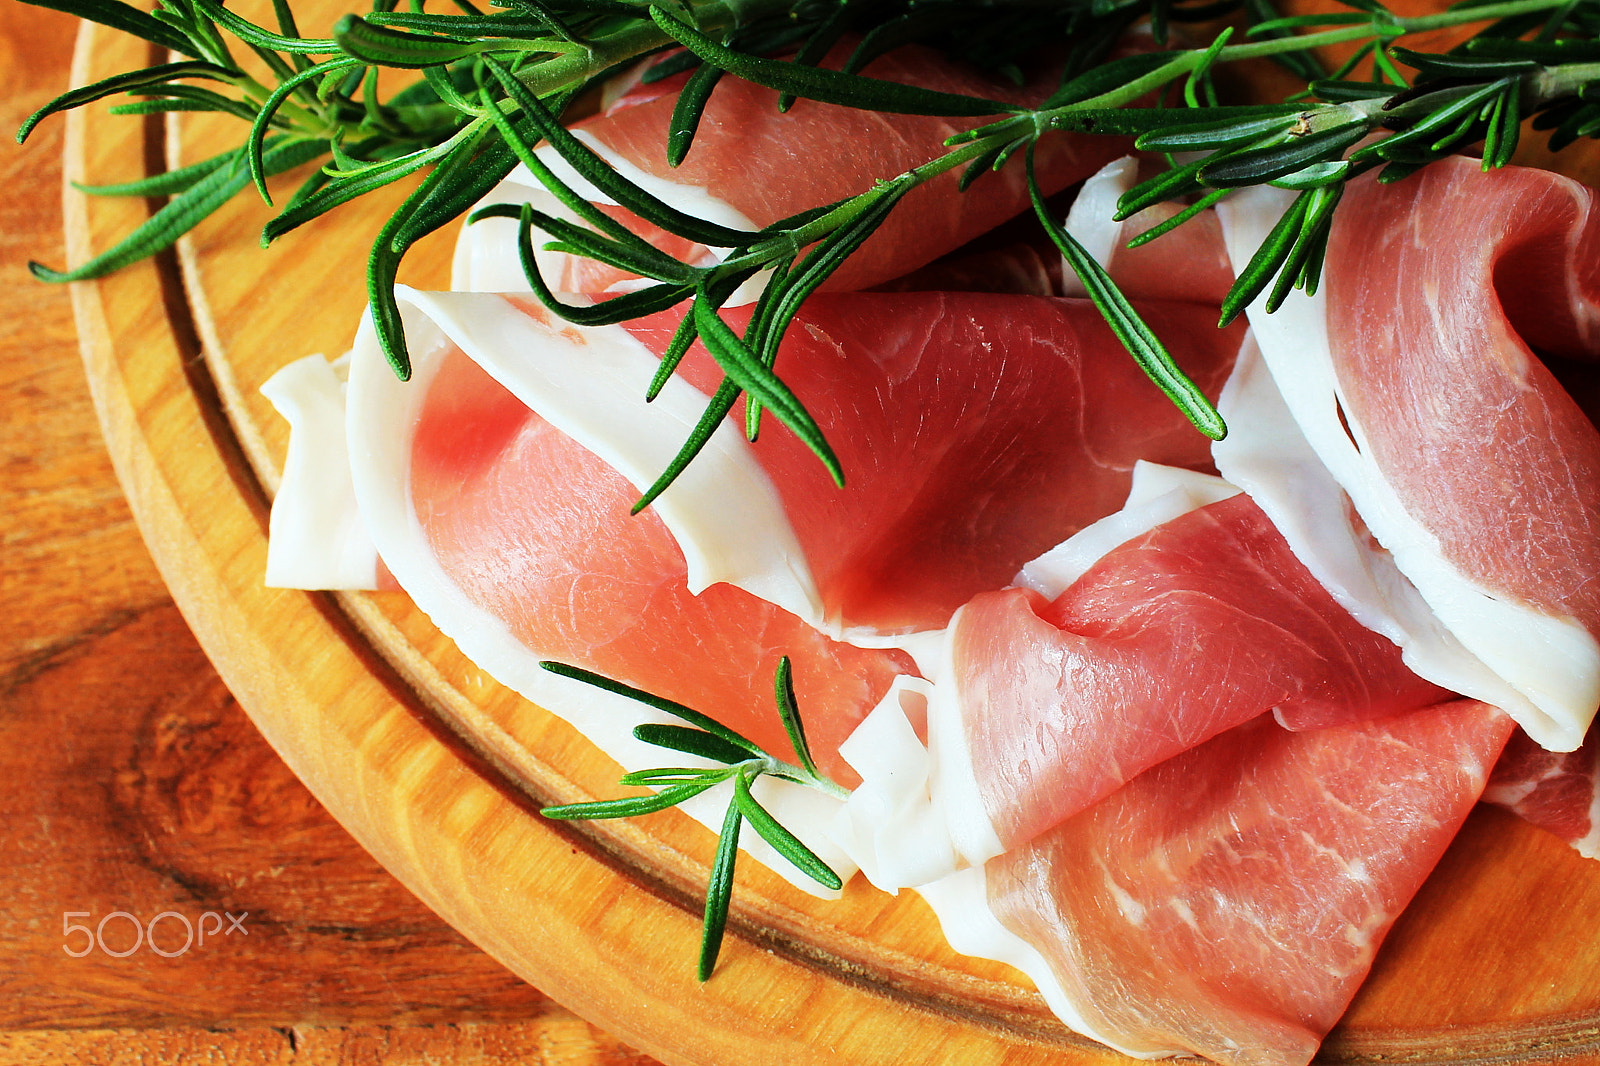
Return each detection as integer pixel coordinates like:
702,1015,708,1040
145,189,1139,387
261,288,862,892
1214,176,1600,752
830,461,1246,891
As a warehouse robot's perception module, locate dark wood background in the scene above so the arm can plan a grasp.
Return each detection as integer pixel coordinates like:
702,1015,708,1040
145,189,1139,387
0,9,661,1062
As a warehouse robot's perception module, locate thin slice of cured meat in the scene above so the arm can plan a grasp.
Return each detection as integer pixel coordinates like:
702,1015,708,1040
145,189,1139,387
453,45,1127,297
938,492,1450,866
409,347,913,787
984,699,1513,1066
1217,159,1600,752
1484,727,1600,858
622,291,1243,634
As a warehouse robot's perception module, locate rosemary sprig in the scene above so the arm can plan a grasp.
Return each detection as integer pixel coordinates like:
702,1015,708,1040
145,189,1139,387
23,0,1600,503
538,657,846,980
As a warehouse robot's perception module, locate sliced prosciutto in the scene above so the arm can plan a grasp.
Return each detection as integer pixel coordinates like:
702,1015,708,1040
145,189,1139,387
937,492,1450,866
1217,158,1600,752
410,346,913,785
983,700,1513,1066
453,45,1127,297
638,292,1242,634
368,288,1239,640
1484,728,1600,858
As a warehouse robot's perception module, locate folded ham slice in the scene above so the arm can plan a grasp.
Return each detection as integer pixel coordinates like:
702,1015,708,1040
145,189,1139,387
936,492,1450,866
453,46,1127,297
984,699,1513,1066
1217,160,1600,752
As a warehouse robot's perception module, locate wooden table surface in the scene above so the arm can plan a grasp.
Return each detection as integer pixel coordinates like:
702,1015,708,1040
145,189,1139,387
0,10,659,1063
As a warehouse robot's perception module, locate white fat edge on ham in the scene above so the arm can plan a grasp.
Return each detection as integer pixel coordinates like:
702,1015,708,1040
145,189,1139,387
826,462,1241,1063
1213,334,1532,730
1215,186,1598,752
829,461,1240,892
260,351,380,590
450,133,768,305
263,287,859,893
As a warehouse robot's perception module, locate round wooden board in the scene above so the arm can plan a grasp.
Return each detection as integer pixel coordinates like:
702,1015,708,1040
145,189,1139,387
60,9,1600,1064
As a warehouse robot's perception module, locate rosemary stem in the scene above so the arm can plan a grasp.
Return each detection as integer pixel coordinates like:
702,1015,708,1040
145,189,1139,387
1061,0,1572,113
511,0,799,98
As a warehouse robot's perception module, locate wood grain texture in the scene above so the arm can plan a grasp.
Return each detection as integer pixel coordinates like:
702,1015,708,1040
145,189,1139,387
0,9,644,1062
48,3,1600,1064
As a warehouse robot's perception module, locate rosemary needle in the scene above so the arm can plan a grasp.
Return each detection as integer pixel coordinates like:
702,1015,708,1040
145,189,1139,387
539,658,845,980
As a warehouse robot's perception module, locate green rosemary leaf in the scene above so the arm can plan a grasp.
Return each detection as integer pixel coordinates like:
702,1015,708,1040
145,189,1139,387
368,11,548,35
633,376,743,513
1467,36,1600,61
732,769,842,890
191,0,337,53
1201,121,1367,186
1184,26,1233,109
72,147,234,197
634,723,756,765
1269,158,1351,187
618,767,722,785
392,129,517,250
250,57,363,202
124,83,259,122
527,206,695,281
1116,155,1208,219
751,179,905,391
334,13,492,66
541,660,768,758
1388,46,1539,80
772,657,822,783
647,309,702,401
475,85,653,248
108,97,248,117
1124,188,1229,247
261,144,440,244
1311,77,1393,102
739,256,793,439
31,138,326,283
651,5,1015,117
509,205,696,326
17,60,239,144
699,794,743,981
1263,183,1339,312
1135,112,1299,152
777,0,860,112
481,56,760,249
958,140,1008,191
1220,187,1308,325
667,60,725,167
1045,50,1182,109
694,294,844,486
1030,148,1224,441
542,777,724,819
19,0,200,58
1362,81,1504,158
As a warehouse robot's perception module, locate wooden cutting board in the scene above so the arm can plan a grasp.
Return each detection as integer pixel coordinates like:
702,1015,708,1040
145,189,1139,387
61,8,1600,1064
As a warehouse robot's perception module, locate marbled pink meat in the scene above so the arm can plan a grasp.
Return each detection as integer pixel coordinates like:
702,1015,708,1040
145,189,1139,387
953,493,1450,853
987,699,1512,1066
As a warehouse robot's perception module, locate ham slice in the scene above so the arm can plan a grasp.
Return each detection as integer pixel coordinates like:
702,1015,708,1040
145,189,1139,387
631,291,1242,634
982,699,1513,1066
1217,160,1600,752
452,46,1127,298
936,493,1451,866
410,345,914,786
1484,729,1600,858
